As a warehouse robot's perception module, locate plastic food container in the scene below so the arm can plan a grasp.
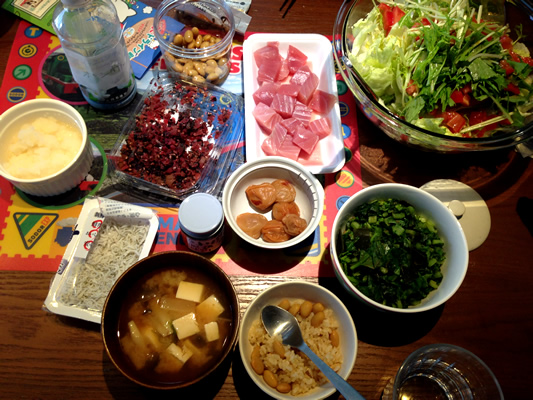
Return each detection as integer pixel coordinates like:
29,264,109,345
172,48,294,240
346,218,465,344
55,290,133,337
179,193,225,253
109,73,244,201
154,0,235,85
0,99,93,196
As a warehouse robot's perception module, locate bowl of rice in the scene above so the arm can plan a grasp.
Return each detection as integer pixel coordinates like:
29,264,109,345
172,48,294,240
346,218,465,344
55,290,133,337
239,281,357,399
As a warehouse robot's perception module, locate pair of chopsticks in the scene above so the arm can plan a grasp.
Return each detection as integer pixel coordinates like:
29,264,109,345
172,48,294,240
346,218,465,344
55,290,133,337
280,0,296,18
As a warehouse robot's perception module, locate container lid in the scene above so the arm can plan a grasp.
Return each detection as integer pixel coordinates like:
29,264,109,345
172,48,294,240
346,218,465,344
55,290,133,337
179,193,224,238
420,179,491,251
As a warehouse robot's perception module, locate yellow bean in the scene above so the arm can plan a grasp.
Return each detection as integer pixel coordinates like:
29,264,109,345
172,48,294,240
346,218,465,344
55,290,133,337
195,63,206,76
192,27,199,36
251,345,264,375
312,302,325,313
203,34,212,41
218,57,229,66
173,34,184,46
273,340,285,358
278,299,290,310
210,36,217,43
330,329,340,347
188,69,199,77
277,382,291,393
311,310,325,327
164,51,175,62
195,36,203,48
172,61,184,72
184,30,194,43
299,301,313,318
263,370,278,388
201,41,211,48
192,75,206,84
288,303,300,316
187,41,196,49
206,59,218,68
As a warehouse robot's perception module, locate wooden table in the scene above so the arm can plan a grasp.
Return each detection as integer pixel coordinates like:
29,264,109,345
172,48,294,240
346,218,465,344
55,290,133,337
1,1,532,399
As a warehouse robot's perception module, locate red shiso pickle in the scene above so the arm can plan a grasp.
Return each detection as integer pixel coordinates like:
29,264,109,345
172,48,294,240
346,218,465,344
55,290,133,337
116,82,232,191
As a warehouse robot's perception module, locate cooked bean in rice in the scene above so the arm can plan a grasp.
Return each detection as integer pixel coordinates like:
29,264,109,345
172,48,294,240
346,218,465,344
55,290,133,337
248,299,343,396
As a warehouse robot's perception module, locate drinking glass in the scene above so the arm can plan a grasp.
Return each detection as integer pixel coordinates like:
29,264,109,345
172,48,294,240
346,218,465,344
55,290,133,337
382,343,504,400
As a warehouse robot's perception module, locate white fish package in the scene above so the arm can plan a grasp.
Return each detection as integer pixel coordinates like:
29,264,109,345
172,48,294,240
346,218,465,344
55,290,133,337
44,196,159,323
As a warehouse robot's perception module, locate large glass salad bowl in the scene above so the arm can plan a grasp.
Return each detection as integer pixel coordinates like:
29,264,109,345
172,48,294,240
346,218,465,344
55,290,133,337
333,0,533,152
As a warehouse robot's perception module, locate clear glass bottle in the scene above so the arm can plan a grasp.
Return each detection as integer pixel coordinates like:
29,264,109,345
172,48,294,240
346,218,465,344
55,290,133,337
52,0,137,110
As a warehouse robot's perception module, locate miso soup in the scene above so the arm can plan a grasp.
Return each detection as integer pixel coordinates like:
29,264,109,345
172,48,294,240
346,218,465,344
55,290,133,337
117,266,234,384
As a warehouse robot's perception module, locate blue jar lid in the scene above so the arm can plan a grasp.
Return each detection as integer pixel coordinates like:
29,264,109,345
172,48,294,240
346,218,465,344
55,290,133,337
179,193,224,238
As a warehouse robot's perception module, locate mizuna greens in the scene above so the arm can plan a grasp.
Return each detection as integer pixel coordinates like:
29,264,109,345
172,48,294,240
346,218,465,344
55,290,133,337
339,198,445,308
348,0,533,138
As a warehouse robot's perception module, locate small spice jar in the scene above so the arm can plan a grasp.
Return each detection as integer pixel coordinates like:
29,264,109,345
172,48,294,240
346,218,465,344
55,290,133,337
154,0,235,85
179,193,224,253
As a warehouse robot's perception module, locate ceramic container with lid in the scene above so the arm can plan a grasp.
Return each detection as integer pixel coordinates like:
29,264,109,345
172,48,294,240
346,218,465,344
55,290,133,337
179,193,225,253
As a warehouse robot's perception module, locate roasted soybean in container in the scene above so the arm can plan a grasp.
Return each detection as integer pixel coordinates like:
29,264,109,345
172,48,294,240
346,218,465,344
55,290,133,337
179,193,224,253
154,0,235,85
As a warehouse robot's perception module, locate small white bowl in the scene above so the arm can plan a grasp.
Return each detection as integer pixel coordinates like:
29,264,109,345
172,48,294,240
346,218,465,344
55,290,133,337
239,281,357,400
331,183,469,313
222,156,324,249
0,99,93,196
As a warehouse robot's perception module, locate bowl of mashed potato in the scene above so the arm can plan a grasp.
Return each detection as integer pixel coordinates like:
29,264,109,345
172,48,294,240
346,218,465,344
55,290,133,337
0,99,93,196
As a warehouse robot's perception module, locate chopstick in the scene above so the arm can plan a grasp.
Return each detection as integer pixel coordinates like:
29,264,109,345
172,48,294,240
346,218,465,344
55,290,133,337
280,0,296,18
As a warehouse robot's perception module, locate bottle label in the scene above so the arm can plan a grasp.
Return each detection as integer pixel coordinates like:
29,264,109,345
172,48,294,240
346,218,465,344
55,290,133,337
63,38,135,107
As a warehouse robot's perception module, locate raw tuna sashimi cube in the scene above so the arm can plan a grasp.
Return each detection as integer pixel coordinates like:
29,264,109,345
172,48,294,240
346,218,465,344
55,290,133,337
292,101,313,127
261,137,276,155
270,123,288,153
281,117,304,134
308,90,337,114
277,135,301,160
277,83,300,98
297,75,319,104
271,94,296,119
253,82,280,106
287,45,308,74
258,59,282,84
253,102,283,134
277,57,290,81
293,126,319,155
309,117,332,140
290,64,313,86
254,45,282,84
254,44,280,67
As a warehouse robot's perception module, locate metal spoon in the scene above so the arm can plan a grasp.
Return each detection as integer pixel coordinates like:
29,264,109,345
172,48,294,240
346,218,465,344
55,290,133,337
261,305,365,400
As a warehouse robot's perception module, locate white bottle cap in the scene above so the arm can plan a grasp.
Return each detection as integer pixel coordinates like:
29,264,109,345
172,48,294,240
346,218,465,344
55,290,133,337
179,193,224,239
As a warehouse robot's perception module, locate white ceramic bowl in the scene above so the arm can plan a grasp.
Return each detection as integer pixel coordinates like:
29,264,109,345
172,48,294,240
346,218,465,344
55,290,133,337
331,183,469,313
222,156,324,249
0,99,93,196
239,281,357,400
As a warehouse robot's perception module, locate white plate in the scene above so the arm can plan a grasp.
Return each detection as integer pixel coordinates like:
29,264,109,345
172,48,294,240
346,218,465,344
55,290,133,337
243,33,345,174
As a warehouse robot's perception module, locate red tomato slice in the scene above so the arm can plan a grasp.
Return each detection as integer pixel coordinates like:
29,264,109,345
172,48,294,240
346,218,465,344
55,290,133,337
505,82,520,95
450,90,464,104
446,112,466,133
500,35,513,51
499,60,515,76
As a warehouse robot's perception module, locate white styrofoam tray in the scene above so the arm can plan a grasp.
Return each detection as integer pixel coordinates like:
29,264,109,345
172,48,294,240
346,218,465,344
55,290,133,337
243,33,345,174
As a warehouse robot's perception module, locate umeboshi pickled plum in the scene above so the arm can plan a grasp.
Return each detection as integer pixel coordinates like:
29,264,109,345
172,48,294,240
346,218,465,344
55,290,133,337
245,183,277,210
236,213,268,239
272,179,296,203
282,214,308,236
272,201,300,221
261,220,291,243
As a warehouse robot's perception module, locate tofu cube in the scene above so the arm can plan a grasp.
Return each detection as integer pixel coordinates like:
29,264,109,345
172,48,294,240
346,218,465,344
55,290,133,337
176,281,204,303
196,294,225,324
204,321,220,342
166,343,193,364
172,312,200,340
